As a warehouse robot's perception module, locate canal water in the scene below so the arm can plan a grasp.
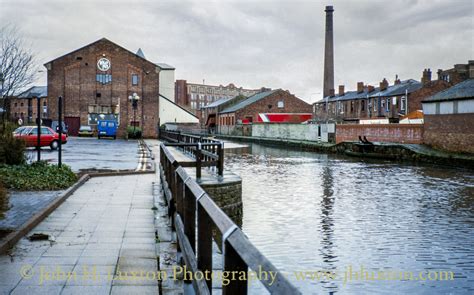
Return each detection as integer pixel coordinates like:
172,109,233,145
224,142,474,294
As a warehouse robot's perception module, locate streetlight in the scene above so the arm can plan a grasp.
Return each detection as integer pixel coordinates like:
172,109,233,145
128,92,140,134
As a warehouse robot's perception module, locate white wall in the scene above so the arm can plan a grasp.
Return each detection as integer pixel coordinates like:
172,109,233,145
159,70,175,101
159,96,199,124
252,123,335,142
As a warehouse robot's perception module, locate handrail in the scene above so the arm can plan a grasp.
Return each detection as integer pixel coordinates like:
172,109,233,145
160,130,224,177
159,143,301,295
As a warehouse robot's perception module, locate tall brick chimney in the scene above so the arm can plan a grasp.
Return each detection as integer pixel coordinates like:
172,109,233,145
379,78,388,91
323,6,335,98
421,68,432,85
338,85,345,96
357,82,364,93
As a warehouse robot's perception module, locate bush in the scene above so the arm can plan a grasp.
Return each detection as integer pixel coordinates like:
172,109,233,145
0,181,8,215
0,161,77,191
127,125,142,139
0,123,25,165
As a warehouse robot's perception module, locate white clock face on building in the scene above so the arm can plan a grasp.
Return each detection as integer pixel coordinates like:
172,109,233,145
97,58,111,71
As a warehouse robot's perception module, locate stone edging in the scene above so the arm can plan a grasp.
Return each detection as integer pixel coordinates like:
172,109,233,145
0,174,90,255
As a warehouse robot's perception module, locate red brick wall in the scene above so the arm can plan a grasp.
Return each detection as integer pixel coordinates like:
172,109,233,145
336,124,424,144
46,39,160,137
235,90,312,123
424,114,474,153
408,80,451,112
175,79,188,106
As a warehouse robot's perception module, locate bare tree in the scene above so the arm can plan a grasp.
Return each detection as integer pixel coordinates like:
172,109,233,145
0,24,37,126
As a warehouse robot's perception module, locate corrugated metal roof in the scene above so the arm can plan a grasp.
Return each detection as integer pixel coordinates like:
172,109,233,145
220,90,278,113
424,79,474,102
18,86,47,98
155,63,175,70
201,97,232,109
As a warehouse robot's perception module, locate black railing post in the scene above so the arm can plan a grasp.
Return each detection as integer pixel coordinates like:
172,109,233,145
223,241,248,295
36,96,41,161
198,203,213,291
196,143,202,179
183,185,196,253
218,142,224,176
58,96,63,167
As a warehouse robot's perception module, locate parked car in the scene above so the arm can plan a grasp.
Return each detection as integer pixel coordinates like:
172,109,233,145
12,126,27,136
78,125,94,137
14,126,67,150
50,121,68,135
97,120,117,139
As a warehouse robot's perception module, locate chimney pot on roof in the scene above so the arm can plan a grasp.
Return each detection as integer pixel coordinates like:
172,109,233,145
422,68,432,85
379,78,388,91
357,82,364,93
368,85,375,93
338,85,345,96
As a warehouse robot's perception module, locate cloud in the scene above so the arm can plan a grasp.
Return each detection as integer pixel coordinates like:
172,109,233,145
1,0,472,103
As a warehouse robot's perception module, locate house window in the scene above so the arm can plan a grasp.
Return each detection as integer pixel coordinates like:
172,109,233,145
96,74,112,84
132,74,139,86
277,101,284,108
373,98,377,111
401,96,406,111
361,100,365,111
14,103,17,107
386,98,390,112
20,102,24,107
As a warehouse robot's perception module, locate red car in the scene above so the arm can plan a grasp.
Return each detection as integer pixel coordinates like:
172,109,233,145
14,126,67,150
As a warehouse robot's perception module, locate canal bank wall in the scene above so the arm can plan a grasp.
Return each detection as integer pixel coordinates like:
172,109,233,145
211,134,474,169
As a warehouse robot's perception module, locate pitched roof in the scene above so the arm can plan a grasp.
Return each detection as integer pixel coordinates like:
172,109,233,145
44,38,175,70
423,79,474,102
136,48,146,59
18,86,48,98
220,90,278,113
316,79,421,104
155,63,175,70
201,97,232,109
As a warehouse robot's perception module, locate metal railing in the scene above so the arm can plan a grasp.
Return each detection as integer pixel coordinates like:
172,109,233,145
160,130,224,178
159,143,300,295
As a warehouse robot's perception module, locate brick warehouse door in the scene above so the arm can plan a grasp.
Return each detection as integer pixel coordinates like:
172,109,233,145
64,117,80,136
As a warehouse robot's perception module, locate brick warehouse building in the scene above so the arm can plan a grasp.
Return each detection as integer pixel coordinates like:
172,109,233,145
217,89,312,134
45,38,162,137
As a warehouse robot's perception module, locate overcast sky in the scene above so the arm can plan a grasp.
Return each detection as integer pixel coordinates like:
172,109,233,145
1,0,473,103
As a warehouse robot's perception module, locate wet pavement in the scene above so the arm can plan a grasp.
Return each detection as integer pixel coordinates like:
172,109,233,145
0,174,159,294
25,137,139,172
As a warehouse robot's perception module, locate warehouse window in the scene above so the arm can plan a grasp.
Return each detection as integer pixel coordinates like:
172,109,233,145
96,74,112,85
132,74,139,86
277,100,284,108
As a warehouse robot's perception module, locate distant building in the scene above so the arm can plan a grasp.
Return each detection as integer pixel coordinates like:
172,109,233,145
201,95,248,133
422,77,474,153
217,89,312,135
174,80,268,114
9,86,48,124
313,62,473,123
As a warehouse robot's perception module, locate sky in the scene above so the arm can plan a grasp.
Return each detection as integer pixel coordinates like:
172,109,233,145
1,0,473,103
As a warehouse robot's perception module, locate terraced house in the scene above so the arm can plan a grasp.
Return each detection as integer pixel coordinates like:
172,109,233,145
314,61,473,123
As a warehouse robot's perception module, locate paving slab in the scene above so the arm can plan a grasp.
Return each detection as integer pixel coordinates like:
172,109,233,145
0,173,159,294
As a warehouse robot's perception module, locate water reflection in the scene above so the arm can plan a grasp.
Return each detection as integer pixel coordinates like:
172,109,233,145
224,142,474,294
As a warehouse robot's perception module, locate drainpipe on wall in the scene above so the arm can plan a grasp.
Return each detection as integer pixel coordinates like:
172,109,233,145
405,89,408,114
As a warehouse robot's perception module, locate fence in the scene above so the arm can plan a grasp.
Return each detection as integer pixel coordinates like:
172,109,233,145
159,143,300,294
160,130,224,178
